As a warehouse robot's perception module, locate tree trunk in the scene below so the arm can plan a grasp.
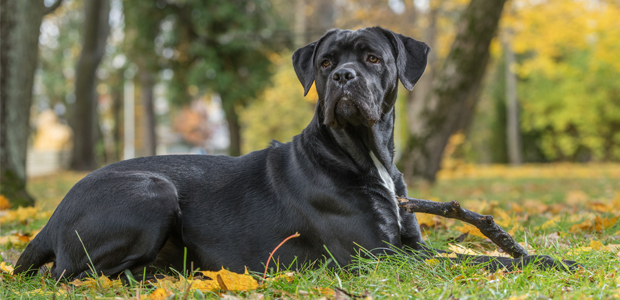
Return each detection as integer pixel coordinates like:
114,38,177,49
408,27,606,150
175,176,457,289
294,0,306,48
139,69,157,156
502,30,523,165
69,0,110,170
403,2,439,180
400,0,507,183
0,0,59,207
110,68,125,162
225,105,242,157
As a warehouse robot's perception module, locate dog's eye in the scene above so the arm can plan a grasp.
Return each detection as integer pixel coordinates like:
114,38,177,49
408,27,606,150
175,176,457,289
321,60,331,68
367,55,380,64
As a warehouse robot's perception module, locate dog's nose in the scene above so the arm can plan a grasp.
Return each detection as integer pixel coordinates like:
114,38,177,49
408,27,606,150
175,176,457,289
332,68,356,85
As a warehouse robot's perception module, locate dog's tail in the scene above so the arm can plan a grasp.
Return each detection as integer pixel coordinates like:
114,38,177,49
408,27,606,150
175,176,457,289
14,229,54,277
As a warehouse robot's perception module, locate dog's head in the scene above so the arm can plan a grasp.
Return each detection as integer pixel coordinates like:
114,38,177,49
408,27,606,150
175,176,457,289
293,27,430,129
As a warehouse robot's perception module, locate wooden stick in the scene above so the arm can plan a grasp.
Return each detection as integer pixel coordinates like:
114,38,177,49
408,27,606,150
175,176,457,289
397,197,528,258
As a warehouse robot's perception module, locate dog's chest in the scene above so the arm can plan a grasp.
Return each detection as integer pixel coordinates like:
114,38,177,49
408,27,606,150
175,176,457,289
369,152,400,228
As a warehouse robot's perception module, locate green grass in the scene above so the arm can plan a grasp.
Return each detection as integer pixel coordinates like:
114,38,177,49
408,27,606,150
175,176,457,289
1,166,620,299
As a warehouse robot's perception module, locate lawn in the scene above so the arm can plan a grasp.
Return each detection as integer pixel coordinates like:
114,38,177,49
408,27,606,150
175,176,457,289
1,164,619,299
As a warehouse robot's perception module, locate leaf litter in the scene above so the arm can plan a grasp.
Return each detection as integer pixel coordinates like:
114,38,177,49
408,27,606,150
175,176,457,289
2,164,620,297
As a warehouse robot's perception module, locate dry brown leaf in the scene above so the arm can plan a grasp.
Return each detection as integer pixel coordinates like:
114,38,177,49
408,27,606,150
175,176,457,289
570,216,619,233
588,201,613,213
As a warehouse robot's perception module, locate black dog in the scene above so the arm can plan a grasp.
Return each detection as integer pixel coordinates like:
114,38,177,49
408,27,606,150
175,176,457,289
15,27,574,279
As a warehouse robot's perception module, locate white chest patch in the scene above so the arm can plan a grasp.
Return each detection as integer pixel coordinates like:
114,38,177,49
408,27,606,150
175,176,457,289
369,151,400,228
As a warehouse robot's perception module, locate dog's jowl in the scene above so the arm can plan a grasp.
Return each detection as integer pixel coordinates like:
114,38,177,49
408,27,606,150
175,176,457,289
15,27,575,280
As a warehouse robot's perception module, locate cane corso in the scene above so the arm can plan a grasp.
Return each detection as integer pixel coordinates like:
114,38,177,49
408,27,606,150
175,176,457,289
15,27,575,280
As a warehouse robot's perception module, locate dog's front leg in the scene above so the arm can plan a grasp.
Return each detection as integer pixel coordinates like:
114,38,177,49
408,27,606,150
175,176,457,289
392,172,428,251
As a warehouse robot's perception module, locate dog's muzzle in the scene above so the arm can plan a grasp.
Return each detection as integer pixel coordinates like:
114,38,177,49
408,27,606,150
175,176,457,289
323,68,380,128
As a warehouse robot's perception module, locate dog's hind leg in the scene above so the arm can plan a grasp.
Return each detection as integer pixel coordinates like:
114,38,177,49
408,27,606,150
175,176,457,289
47,171,181,279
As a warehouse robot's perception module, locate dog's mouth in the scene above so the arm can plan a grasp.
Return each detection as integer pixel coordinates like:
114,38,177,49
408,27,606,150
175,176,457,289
323,88,380,129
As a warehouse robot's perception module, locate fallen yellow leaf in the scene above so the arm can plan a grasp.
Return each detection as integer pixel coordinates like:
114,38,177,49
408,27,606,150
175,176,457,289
200,267,258,292
1,262,14,274
70,275,123,289
455,223,487,239
0,206,51,224
570,216,619,233
588,201,612,213
416,213,436,229
590,240,608,251
147,287,172,300
448,244,483,256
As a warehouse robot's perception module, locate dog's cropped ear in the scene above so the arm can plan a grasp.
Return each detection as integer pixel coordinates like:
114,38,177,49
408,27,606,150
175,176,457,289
375,28,430,91
292,30,337,96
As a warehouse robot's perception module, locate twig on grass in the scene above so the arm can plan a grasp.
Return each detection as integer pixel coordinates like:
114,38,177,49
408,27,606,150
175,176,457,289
397,197,528,258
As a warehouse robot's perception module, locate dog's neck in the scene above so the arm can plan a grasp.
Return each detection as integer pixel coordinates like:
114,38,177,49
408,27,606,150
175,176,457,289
301,99,397,174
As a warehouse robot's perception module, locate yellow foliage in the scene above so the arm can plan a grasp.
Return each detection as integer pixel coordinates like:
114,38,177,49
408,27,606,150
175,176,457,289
506,0,620,75
570,216,619,233
437,163,620,180
0,195,10,210
200,267,259,291
448,244,483,256
425,258,440,266
567,240,618,255
70,275,124,289
240,53,316,154
0,206,52,224
455,223,486,239
152,267,258,294
68,268,259,297
0,262,14,275
147,288,172,300
440,132,467,171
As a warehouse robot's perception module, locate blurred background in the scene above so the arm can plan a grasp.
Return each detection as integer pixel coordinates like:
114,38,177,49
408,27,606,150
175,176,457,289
2,0,620,208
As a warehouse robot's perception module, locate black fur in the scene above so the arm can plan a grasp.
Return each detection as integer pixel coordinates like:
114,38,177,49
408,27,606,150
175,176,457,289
15,27,576,279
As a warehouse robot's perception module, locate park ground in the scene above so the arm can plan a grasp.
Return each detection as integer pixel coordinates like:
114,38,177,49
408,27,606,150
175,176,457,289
1,163,620,299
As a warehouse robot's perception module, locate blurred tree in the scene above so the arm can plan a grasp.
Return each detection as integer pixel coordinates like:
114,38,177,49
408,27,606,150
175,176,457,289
122,0,282,156
502,27,522,165
399,0,507,183
170,0,282,156
239,53,316,153
510,0,620,161
69,0,110,170
122,0,167,157
0,0,63,207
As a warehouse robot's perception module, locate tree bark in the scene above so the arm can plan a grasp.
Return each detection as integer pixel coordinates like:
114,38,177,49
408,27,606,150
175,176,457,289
225,105,242,157
398,197,528,258
503,30,523,165
0,0,54,207
139,69,157,156
69,0,110,170
293,0,306,48
399,0,507,183
403,2,439,180
110,68,125,162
